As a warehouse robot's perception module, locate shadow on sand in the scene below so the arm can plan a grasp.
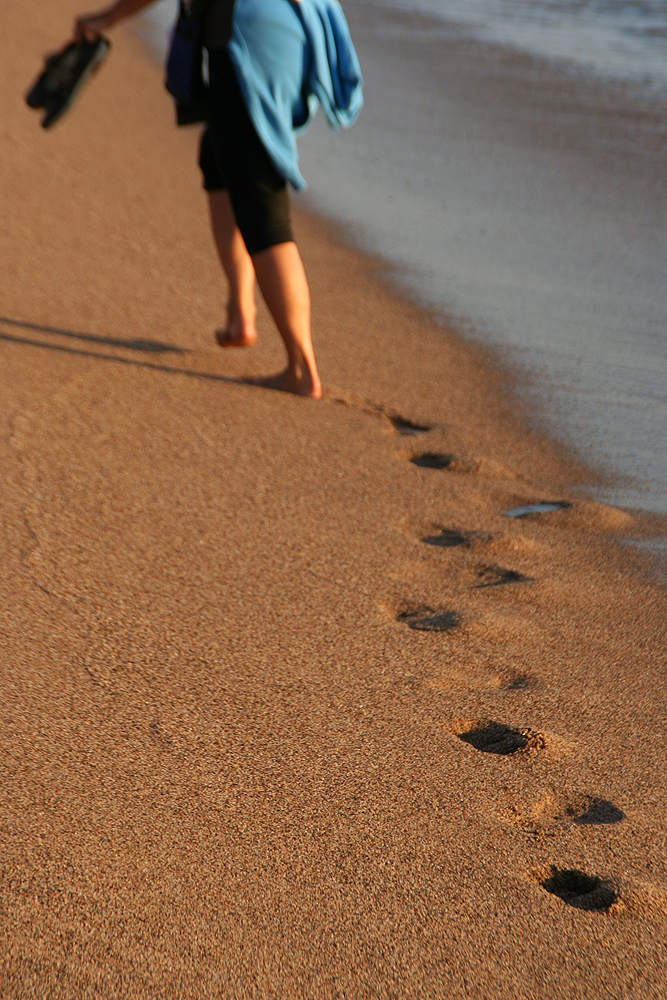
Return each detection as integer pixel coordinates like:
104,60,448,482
0,315,187,354
0,317,243,388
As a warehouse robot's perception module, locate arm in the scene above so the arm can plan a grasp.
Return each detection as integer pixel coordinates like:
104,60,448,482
74,0,157,41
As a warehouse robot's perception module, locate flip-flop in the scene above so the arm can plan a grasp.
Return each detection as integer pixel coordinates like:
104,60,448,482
25,49,65,108
25,37,110,128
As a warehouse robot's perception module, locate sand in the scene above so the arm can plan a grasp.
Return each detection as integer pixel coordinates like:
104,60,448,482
1,3,667,997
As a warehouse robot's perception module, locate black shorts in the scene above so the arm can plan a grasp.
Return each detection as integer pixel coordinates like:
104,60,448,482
199,50,294,256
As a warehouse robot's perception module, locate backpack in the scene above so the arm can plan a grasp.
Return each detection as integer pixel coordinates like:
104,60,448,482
165,0,211,124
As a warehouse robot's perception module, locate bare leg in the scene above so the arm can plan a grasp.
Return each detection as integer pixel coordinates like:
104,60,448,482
208,190,257,347
247,241,322,399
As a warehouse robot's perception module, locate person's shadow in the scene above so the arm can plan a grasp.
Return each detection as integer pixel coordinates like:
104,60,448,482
0,315,242,386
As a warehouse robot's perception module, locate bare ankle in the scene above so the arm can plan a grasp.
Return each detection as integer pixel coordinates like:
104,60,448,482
221,305,257,347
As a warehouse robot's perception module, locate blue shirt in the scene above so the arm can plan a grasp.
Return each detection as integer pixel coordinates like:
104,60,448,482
228,0,363,189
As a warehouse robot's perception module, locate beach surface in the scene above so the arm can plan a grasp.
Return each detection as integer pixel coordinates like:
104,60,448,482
2,2,667,997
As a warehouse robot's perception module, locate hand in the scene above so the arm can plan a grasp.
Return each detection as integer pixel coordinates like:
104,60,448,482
74,10,112,42
73,0,156,41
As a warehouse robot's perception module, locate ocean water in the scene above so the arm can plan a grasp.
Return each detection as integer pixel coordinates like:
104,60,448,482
379,0,667,92
139,0,667,515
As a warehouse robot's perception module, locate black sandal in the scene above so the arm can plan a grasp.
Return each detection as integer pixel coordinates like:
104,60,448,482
26,37,110,129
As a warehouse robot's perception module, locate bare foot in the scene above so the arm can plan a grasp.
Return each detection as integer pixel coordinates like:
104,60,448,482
215,327,257,348
243,368,322,399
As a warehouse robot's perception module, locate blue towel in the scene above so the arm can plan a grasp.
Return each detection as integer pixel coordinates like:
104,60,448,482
228,0,363,190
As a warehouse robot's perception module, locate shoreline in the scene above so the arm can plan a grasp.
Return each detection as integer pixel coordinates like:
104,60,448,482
2,3,667,997
297,0,667,517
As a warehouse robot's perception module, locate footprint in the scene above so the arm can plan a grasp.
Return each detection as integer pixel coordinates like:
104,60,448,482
410,452,454,469
503,499,633,532
541,867,619,912
504,501,571,518
397,607,461,632
518,791,624,833
504,673,538,691
457,721,545,756
422,528,474,548
390,415,431,435
566,797,625,826
474,564,534,588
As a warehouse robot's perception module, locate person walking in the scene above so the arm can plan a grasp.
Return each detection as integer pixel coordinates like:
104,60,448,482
74,0,362,398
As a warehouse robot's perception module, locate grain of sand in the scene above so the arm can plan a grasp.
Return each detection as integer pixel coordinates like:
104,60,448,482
1,3,667,997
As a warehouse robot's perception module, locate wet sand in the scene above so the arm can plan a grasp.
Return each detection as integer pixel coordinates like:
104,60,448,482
2,2,667,997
